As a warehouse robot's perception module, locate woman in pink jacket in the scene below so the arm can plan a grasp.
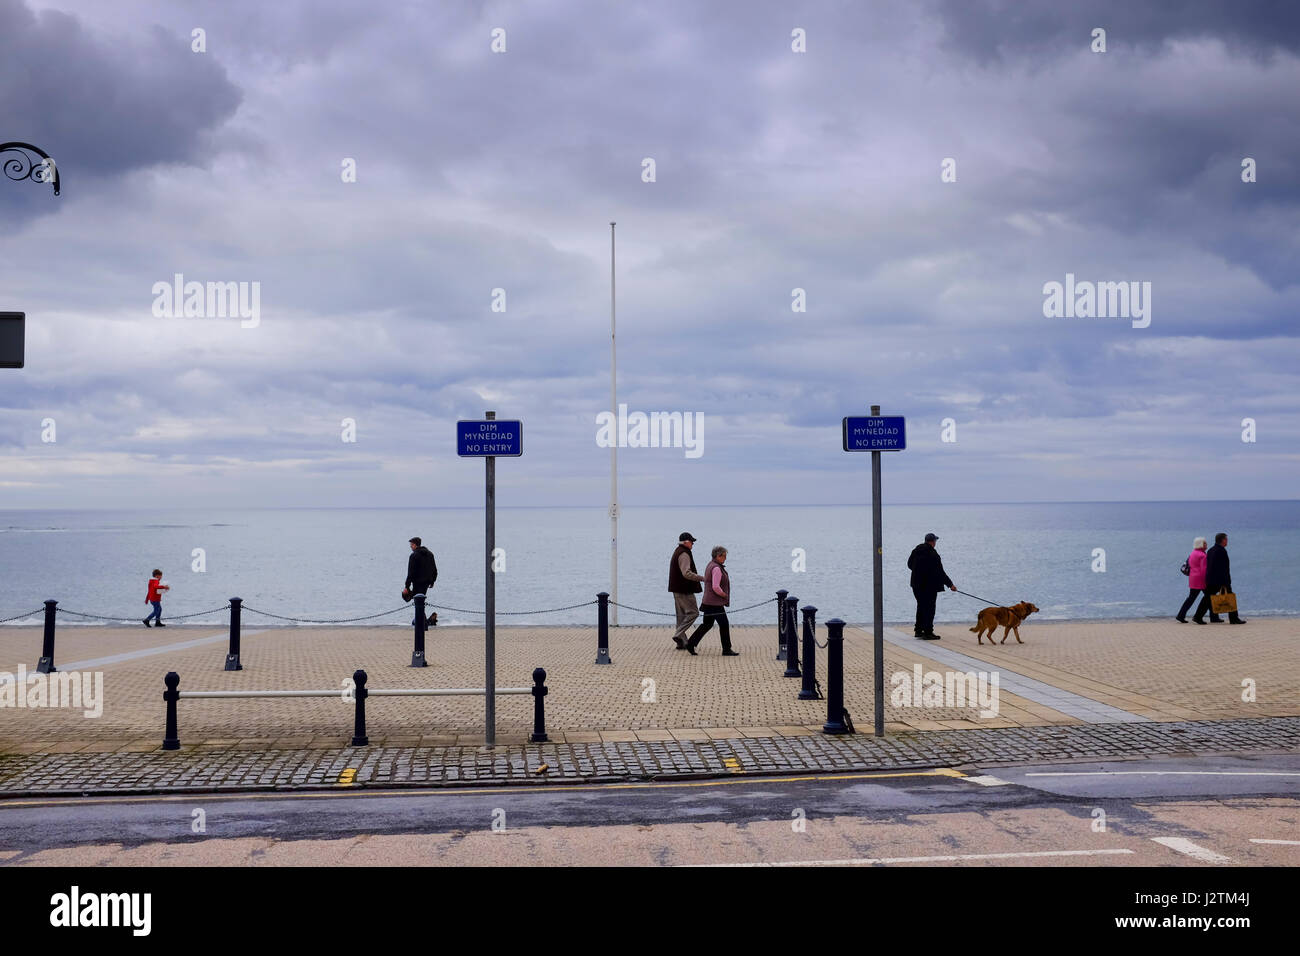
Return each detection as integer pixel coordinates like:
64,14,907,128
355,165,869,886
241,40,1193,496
1176,537,1209,623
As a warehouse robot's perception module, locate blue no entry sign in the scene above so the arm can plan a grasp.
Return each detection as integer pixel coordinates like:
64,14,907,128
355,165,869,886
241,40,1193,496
457,419,523,457
843,416,906,452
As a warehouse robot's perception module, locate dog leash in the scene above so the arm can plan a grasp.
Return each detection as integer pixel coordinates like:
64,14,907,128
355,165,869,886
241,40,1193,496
951,588,1011,608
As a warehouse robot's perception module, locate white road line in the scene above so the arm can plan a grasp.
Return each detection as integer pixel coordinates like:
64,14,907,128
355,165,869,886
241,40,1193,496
1150,837,1232,864
1026,771,1300,778
964,775,1012,787
1250,839,1300,845
686,849,1134,867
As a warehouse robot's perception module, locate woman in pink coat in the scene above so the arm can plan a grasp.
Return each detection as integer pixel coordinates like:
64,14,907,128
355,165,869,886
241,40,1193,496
1176,537,1209,623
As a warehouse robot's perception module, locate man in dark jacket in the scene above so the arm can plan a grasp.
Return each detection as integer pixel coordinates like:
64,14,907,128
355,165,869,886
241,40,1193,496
1194,532,1245,624
908,532,955,640
668,532,705,649
405,536,439,627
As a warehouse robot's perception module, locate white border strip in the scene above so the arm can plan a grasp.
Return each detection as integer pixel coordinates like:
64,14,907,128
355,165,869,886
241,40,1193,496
1027,771,1300,777
1150,837,1231,863
687,849,1134,867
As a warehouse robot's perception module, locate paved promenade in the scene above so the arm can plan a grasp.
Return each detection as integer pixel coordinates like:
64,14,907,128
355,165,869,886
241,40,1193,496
0,616,1296,796
1,617,1297,750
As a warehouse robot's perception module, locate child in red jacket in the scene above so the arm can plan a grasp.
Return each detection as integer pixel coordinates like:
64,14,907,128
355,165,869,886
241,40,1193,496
143,569,170,628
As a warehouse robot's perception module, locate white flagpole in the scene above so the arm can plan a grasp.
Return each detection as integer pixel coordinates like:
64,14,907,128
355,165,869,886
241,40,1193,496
610,222,619,626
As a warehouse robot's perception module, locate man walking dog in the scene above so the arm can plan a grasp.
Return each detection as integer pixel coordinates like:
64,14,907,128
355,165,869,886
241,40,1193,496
668,532,706,649
908,532,956,640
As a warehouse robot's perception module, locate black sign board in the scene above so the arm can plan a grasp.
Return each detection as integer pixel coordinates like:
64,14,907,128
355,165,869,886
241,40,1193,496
0,312,23,368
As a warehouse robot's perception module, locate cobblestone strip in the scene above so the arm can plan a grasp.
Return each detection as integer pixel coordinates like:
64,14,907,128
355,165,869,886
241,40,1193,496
0,717,1296,798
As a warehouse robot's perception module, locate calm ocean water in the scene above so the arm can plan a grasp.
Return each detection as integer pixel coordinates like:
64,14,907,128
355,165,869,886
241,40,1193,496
0,502,1296,628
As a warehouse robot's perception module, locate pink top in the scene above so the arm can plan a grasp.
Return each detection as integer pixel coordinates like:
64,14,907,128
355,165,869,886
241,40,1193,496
709,566,727,597
1187,549,1207,589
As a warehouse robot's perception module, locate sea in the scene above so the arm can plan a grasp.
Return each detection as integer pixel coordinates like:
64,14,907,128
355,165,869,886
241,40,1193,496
0,502,1296,628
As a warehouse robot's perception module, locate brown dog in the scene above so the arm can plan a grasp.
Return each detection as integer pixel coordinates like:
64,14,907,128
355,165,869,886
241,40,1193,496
969,602,1039,645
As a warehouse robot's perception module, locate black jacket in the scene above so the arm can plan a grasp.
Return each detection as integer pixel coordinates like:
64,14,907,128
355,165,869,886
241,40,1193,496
1205,543,1231,592
908,543,953,593
406,546,438,589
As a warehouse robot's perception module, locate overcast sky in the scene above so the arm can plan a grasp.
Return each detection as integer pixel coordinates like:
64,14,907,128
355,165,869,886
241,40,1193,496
2,0,1297,508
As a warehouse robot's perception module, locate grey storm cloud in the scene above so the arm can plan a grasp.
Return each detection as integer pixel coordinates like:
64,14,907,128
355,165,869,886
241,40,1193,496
0,0,240,201
1,0,1298,508
929,0,1300,61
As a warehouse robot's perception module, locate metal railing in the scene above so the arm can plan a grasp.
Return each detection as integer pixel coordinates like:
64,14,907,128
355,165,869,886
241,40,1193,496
162,667,550,750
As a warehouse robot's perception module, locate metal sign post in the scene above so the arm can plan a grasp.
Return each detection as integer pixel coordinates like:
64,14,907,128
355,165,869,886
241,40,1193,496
842,406,906,737
609,221,619,627
871,417,884,738
485,412,496,746
457,413,523,746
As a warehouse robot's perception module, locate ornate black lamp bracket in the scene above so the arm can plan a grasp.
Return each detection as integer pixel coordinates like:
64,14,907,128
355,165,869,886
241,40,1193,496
1,142,60,196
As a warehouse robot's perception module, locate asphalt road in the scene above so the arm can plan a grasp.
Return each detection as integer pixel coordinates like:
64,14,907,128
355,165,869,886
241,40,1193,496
1,753,1297,866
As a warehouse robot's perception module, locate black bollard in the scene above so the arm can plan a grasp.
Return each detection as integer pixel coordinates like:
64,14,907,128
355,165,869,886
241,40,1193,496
823,619,848,734
595,592,612,664
530,667,549,742
162,671,181,750
410,594,427,667
775,589,789,660
36,599,57,674
224,597,243,671
783,596,801,677
350,669,369,746
799,605,819,700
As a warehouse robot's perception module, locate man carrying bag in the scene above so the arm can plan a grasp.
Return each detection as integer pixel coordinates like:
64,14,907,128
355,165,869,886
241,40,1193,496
1194,532,1246,625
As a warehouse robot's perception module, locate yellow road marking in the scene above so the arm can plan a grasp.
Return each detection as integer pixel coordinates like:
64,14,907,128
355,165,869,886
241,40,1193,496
0,768,967,809
336,768,357,787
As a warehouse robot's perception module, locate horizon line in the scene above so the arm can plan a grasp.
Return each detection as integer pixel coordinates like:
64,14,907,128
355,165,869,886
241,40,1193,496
3,498,1298,512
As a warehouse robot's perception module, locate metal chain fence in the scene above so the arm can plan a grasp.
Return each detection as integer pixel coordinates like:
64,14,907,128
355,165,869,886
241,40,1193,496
610,596,778,618
56,605,231,623
11,595,790,627
0,608,43,625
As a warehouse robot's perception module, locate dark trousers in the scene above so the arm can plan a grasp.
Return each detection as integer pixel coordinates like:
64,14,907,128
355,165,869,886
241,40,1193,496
913,587,937,634
409,583,434,625
689,604,731,650
1194,588,1241,623
145,601,162,624
1176,588,1200,620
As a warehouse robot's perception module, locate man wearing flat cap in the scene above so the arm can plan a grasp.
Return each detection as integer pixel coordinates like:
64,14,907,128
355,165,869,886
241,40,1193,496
908,532,955,640
668,532,706,649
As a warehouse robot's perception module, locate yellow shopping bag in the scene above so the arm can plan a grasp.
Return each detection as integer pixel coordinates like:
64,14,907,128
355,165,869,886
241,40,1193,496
1210,589,1237,615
